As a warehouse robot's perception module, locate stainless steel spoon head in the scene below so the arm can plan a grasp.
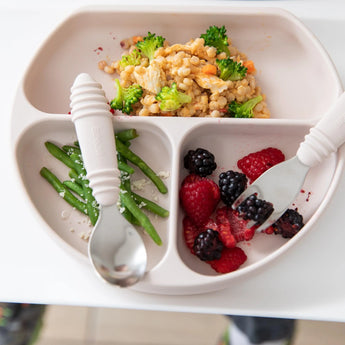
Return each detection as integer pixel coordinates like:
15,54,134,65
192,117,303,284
88,205,147,287
233,156,310,232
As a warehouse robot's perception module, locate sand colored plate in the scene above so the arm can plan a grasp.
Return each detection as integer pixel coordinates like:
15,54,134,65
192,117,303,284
11,5,344,294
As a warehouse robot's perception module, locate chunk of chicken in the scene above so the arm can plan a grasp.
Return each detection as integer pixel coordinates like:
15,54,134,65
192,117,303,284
133,60,166,94
195,73,231,93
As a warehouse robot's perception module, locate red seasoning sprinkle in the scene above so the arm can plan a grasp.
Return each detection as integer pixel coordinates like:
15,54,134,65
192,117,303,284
93,47,103,55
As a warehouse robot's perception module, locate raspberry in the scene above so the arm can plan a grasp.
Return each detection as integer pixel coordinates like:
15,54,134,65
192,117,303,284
183,217,217,253
215,207,237,248
263,226,275,235
181,173,203,186
219,170,247,206
236,194,274,225
237,147,285,182
220,207,256,242
204,218,219,232
193,229,224,261
183,209,249,274
272,209,304,238
180,174,220,226
183,217,201,253
207,247,247,274
184,148,217,177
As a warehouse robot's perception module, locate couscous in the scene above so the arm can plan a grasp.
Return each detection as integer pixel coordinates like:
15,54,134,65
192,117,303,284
99,25,270,118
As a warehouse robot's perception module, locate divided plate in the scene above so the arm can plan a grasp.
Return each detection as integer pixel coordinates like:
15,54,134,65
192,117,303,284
11,5,344,294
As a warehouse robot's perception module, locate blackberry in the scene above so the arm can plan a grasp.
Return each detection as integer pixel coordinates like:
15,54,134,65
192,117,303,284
193,229,224,261
272,209,304,238
219,170,247,206
237,194,274,225
184,148,217,177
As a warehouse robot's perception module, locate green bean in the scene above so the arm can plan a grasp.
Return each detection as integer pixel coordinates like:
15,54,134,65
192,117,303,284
118,152,168,218
72,127,137,150
43,142,97,221
66,166,139,225
118,164,132,192
44,142,75,169
120,186,162,246
40,167,88,216
118,152,162,244
115,128,138,142
43,129,167,246
63,180,85,199
130,191,169,218
118,161,135,175
120,205,141,226
64,145,134,175
115,138,168,194
63,176,138,227
69,169,82,185
116,151,138,224
62,145,80,156
69,152,99,226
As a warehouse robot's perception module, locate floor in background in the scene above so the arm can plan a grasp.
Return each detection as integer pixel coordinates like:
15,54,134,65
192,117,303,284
35,305,345,345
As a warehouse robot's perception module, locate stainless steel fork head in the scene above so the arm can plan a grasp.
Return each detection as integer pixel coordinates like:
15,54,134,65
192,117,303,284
232,156,310,232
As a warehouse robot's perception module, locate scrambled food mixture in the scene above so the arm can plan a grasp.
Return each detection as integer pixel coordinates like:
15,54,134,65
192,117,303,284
98,25,270,118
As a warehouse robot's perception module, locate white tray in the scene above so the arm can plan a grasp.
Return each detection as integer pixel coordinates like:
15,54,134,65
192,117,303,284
11,5,344,295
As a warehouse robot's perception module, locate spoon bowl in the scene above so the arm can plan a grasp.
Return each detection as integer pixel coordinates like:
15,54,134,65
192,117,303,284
89,205,147,287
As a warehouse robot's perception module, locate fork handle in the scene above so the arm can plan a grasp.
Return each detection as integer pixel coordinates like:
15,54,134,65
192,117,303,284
70,73,120,206
297,91,345,167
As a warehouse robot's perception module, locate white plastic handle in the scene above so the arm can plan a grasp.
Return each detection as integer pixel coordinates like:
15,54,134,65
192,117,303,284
297,92,345,167
70,73,120,206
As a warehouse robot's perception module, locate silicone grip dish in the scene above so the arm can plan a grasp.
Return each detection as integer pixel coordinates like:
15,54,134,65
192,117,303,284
11,5,344,295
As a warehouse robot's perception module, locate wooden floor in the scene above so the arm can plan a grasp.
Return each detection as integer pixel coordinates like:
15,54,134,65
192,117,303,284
35,306,345,345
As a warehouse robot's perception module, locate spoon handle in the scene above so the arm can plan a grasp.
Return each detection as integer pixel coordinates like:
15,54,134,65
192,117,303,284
70,73,120,206
297,91,345,167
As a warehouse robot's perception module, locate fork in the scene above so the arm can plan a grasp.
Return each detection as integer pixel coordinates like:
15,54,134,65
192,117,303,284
233,92,345,232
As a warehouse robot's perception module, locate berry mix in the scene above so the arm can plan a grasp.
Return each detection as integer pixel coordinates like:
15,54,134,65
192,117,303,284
179,147,304,274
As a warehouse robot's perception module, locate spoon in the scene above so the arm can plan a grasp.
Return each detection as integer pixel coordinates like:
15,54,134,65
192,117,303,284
70,73,147,287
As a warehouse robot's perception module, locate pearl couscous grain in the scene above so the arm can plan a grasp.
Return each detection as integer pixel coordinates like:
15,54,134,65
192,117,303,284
100,32,270,118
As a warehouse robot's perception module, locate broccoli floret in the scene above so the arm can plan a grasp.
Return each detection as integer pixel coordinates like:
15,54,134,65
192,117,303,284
156,83,192,112
119,49,142,69
136,32,165,62
216,58,247,81
228,95,263,118
110,79,143,115
200,25,230,56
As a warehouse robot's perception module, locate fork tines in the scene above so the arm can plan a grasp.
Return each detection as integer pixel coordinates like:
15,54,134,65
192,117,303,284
232,185,261,210
232,187,281,232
